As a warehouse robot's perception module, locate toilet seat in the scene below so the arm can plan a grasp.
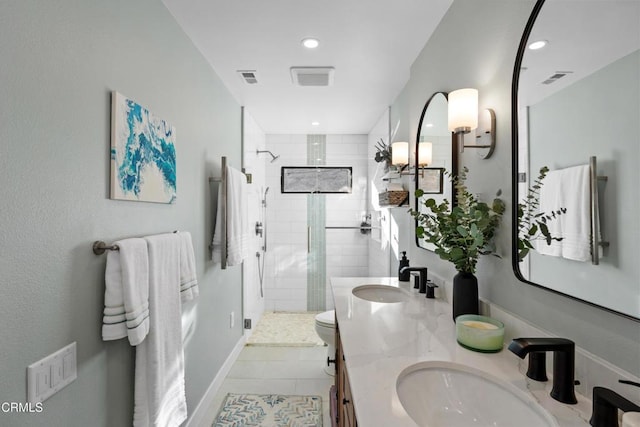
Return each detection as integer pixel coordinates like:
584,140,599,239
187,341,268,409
315,310,335,327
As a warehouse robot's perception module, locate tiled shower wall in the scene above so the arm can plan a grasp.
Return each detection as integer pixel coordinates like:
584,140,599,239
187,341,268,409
264,134,369,312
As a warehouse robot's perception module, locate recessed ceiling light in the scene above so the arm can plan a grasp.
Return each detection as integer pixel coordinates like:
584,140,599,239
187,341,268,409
302,38,320,49
426,123,434,128
528,40,548,50
311,121,320,126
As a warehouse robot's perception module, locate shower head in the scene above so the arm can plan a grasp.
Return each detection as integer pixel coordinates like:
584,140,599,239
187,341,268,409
256,149,280,163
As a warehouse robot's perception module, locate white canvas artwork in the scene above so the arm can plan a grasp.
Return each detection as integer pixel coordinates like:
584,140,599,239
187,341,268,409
110,92,176,203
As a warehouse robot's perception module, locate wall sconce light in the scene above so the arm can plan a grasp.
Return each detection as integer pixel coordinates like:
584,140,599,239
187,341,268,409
418,142,433,166
417,142,433,177
448,88,496,159
448,88,478,135
391,141,409,167
391,141,433,178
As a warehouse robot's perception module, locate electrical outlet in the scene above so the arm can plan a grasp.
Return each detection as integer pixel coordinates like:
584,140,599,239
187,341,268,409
230,311,235,328
244,318,252,329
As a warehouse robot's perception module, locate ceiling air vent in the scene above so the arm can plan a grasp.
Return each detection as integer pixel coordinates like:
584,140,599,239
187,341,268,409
290,67,335,86
237,70,258,84
542,71,573,85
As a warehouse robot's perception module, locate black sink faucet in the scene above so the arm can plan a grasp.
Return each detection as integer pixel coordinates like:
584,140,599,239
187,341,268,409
399,267,437,298
508,337,577,404
590,382,640,427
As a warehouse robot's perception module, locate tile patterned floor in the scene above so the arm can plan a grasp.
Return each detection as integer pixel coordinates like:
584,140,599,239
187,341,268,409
203,346,334,426
246,312,325,347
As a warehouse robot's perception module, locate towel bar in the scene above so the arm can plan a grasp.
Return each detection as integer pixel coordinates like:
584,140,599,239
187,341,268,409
325,226,381,230
590,156,609,265
208,157,249,269
93,231,178,255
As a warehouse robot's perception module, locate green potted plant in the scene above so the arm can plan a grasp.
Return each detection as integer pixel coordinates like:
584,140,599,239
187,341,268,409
411,167,505,321
373,139,392,171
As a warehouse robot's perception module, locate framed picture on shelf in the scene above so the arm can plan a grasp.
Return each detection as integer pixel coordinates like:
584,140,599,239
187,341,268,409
420,167,444,194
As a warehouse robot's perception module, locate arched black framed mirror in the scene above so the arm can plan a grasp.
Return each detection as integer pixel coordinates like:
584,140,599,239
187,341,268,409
414,92,457,250
511,0,640,321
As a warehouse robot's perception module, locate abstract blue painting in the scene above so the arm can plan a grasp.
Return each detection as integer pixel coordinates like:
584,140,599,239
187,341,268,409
110,92,176,203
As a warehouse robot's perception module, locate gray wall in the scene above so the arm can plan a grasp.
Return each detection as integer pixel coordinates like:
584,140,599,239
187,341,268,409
529,50,640,318
0,1,242,426
398,0,640,376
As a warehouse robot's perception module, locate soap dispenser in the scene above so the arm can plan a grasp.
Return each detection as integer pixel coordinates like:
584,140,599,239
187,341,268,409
398,251,410,281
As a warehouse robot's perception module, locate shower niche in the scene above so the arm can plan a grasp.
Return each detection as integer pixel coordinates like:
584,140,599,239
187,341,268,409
280,166,352,194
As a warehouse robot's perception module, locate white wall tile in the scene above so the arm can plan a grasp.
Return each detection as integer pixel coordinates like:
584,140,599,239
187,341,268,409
262,133,371,311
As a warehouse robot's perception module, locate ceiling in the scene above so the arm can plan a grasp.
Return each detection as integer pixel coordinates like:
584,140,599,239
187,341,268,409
161,0,453,135
520,0,640,107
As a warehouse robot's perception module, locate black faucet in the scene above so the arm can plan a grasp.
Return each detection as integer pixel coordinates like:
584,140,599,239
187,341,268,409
508,337,577,404
590,382,640,427
399,267,437,298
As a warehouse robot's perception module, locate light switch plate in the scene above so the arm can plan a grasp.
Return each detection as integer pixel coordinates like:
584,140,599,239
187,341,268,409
27,342,77,403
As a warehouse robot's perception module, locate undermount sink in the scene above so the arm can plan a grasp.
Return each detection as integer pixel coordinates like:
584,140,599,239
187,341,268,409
351,284,409,303
396,361,559,427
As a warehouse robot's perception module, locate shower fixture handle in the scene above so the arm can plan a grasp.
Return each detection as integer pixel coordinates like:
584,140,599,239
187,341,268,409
255,221,263,237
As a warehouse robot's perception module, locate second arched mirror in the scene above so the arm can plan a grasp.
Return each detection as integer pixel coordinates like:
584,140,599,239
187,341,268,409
414,92,457,250
512,0,640,320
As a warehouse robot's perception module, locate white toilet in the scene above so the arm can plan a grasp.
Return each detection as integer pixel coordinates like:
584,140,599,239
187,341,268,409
314,310,336,375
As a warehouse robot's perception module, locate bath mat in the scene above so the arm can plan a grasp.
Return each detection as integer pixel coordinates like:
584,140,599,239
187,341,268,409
213,393,322,427
246,312,324,347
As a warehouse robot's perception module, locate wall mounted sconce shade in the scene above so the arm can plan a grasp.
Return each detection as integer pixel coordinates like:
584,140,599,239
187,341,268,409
448,88,496,159
448,88,478,134
418,142,433,166
391,141,409,166
466,108,496,159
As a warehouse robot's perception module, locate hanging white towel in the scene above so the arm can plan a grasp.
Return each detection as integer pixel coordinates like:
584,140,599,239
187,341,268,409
227,166,249,265
211,183,223,263
102,238,150,346
134,233,187,427
211,166,249,266
536,164,592,262
178,231,199,302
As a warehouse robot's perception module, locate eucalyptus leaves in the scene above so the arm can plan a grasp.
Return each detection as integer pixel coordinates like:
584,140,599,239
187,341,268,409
517,166,565,261
412,167,505,274
374,139,392,165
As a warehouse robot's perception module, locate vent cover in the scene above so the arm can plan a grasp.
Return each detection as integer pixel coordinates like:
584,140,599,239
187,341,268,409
542,71,572,85
237,70,258,84
290,67,335,86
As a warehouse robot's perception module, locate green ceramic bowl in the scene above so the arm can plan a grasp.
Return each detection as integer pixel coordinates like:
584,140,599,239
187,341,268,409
456,314,505,353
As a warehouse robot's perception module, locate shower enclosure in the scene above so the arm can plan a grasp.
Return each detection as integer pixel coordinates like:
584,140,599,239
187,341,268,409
262,134,370,312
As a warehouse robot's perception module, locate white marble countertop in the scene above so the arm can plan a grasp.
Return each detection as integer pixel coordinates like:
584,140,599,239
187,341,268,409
331,277,593,427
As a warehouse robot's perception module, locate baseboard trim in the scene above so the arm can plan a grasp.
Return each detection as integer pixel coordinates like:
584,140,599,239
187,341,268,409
185,335,246,427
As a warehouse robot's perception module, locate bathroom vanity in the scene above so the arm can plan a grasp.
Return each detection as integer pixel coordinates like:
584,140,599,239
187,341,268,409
335,321,357,427
330,277,611,427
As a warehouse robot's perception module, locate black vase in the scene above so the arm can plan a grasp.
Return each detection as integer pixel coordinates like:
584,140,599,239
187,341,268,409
452,271,479,321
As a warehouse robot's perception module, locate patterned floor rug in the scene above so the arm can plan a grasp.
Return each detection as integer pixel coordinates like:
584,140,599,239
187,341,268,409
213,393,322,427
246,312,324,347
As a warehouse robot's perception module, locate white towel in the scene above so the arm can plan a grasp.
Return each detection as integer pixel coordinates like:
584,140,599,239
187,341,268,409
178,231,199,302
102,238,150,346
211,182,223,263
134,233,187,427
227,166,249,265
211,166,249,266
536,164,592,262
